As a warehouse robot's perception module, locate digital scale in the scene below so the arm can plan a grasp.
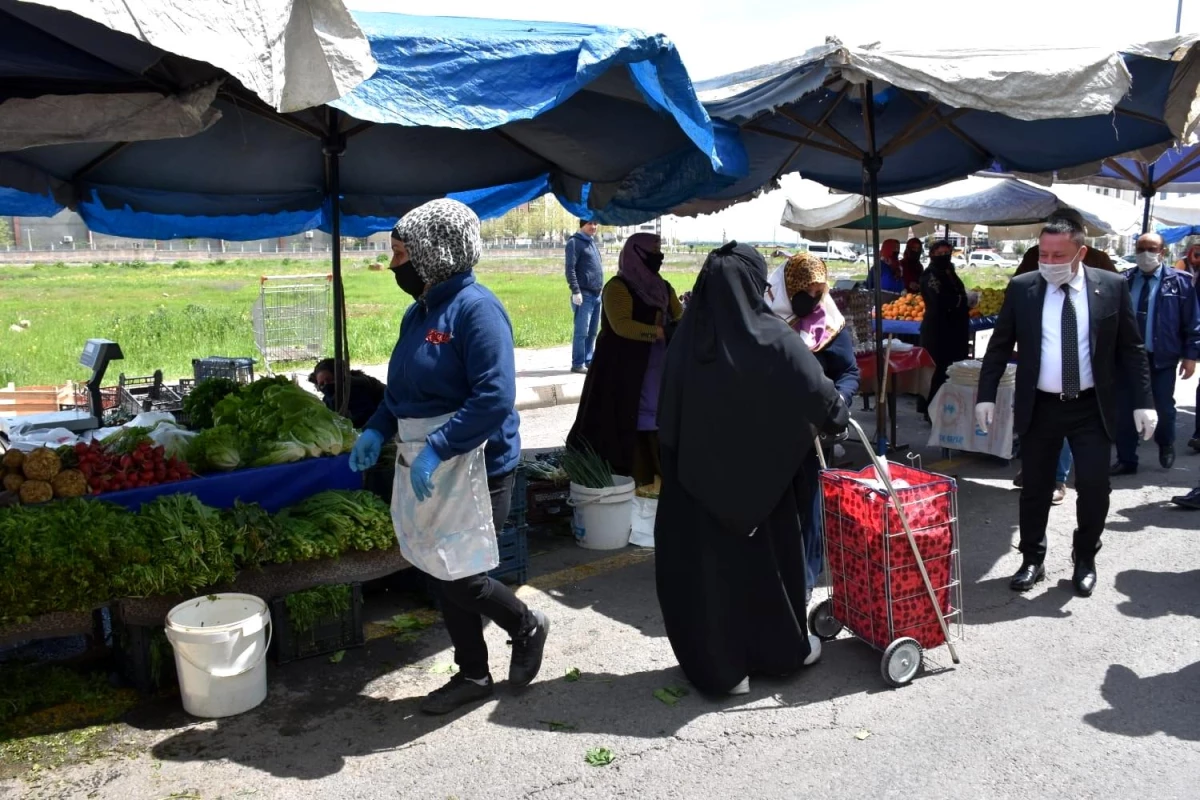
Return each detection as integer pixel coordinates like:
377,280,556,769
0,339,124,439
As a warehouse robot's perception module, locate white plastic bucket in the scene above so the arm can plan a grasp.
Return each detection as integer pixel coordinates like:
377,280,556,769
569,475,635,550
629,495,657,548
165,593,272,718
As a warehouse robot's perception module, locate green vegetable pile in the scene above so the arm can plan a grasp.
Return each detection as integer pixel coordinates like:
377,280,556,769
187,376,357,472
284,584,352,634
0,490,395,625
561,443,616,489
182,377,241,430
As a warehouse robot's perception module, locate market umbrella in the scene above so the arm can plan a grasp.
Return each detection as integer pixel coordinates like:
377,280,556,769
0,0,376,150
781,173,1144,241
1054,143,1200,233
0,11,742,412
682,35,1200,451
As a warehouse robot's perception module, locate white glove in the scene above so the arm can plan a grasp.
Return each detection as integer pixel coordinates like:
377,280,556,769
1133,409,1158,441
974,402,995,434
571,292,583,307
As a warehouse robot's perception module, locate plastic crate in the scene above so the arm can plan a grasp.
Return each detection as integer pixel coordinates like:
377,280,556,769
117,371,184,417
113,619,177,694
271,582,365,664
507,469,528,529
526,479,571,524
489,525,529,584
193,357,256,384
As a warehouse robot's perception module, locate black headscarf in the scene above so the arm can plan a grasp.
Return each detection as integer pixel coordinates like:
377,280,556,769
658,242,847,536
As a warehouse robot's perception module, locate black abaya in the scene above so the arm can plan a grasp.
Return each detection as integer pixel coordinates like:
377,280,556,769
654,243,849,695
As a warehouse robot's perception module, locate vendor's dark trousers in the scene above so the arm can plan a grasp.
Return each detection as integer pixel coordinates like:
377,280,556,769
427,471,534,680
1115,354,1176,466
1019,391,1111,565
926,358,953,418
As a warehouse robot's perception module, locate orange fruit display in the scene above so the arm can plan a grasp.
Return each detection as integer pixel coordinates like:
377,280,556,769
881,293,925,321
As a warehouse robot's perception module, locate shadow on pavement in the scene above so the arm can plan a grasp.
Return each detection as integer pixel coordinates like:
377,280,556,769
1084,661,1200,741
1114,568,1200,620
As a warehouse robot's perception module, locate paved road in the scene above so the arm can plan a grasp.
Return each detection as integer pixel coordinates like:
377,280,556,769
4,376,1200,800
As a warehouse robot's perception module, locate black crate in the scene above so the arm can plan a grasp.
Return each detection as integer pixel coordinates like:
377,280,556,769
507,469,528,529
116,371,183,417
193,357,256,384
271,583,365,665
489,525,528,585
113,620,177,694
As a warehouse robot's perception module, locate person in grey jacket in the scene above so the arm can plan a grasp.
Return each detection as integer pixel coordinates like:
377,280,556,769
565,219,604,373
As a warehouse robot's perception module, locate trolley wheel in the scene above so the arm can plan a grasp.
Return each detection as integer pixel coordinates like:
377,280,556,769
881,637,923,687
808,599,843,641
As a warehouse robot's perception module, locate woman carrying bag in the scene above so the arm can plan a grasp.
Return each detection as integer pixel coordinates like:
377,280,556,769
349,199,550,715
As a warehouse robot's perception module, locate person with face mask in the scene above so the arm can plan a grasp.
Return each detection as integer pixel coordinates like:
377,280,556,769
1110,233,1200,475
976,216,1154,598
350,199,549,715
388,232,426,301
901,237,925,294
865,238,905,294
567,233,682,487
919,240,970,423
765,252,859,599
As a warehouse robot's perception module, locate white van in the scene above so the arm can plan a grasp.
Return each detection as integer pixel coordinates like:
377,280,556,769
802,241,857,262
967,250,1017,268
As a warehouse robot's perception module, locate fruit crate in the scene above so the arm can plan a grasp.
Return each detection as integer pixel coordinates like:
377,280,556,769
117,372,184,417
526,479,570,525
271,582,365,665
192,357,256,384
489,525,529,585
113,618,177,694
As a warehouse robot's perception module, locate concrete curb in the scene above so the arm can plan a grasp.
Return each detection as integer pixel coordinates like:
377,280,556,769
515,381,583,412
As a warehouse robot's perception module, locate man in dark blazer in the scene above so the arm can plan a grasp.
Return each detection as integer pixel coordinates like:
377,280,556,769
976,217,1154,597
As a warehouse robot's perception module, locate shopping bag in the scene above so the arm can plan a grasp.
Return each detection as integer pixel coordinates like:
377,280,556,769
629,495,657,548
927,383,1013,459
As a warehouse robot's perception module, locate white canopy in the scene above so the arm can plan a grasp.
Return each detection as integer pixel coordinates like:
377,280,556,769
26,0,376,113
780,174,1145,241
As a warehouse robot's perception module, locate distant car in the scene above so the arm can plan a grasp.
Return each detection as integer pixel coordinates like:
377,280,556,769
803,242,858,262
1120,254,1137,265
967,251,1018,268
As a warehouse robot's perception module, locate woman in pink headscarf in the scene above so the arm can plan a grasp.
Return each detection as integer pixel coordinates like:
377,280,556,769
568,233,683,486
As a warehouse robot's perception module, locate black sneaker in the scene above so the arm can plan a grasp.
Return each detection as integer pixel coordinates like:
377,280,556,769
508,609,550,688
419,673,494,715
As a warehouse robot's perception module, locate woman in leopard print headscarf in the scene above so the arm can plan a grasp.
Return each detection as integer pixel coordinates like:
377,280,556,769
351,198,551,715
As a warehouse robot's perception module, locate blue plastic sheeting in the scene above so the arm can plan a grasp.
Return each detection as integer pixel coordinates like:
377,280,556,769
1157,224,1200,245
881,316,998,337
91,454,360,513
1,11,743,237
675,43,1200,216
1078,144,1200,194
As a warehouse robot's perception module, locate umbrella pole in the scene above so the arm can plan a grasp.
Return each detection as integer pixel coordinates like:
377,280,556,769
1142,164,1156,235
325,108,350,416
861,80,887,455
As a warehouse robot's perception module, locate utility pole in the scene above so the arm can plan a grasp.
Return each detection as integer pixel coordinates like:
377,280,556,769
1177,0,1183,33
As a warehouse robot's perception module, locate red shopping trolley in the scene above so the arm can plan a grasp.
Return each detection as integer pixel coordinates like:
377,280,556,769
808,419,962,687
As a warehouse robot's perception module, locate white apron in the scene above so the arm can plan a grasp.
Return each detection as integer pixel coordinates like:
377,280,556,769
390,412,498,582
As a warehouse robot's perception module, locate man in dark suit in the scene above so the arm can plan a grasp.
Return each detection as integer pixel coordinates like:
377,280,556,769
976,217,1154,597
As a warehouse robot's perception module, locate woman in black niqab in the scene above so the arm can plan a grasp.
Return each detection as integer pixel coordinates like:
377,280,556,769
655,242,850,696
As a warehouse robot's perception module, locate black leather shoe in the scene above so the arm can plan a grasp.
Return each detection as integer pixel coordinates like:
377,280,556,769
1189,437,1200,453
1073,559,1097,597
1160,444,1176,469
1172,486,1200,510
1109,461,1138,476
1010,562,1045,591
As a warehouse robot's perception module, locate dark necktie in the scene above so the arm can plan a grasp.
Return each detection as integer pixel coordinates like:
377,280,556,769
1136,272,1151,343
1061,286,1080,398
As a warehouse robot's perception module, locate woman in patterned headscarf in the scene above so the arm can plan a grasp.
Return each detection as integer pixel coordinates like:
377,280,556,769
348,199,550,716
765,252,860,599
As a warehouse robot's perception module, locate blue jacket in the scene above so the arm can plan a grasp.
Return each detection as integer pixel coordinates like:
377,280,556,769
565,231,603,295
813,327,861,406
366,271,521,477
1123,265,1200,369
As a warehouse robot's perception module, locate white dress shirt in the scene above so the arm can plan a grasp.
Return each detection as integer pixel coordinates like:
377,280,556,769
1037,268,1094,393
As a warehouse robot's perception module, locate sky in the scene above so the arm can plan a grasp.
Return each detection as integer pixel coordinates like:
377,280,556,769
348,0,1195,241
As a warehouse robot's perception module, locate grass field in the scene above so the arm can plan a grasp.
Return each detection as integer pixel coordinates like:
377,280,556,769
0,254,1016,387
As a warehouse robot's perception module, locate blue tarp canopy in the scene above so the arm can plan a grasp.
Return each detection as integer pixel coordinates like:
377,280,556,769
675,36,1200,217
1056,143,1200,233
0,11,744,237
1156,223,1200,245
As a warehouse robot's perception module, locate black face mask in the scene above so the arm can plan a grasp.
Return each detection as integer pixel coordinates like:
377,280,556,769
930,254,954,270
391,259,425,300
790,291,820,319
635,244,665,273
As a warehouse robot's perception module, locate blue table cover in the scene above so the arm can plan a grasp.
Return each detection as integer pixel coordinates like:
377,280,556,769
881,315,997,336
92,454,361,513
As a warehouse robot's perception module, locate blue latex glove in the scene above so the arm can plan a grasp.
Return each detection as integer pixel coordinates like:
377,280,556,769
410,445,443,502
348,429,384,472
